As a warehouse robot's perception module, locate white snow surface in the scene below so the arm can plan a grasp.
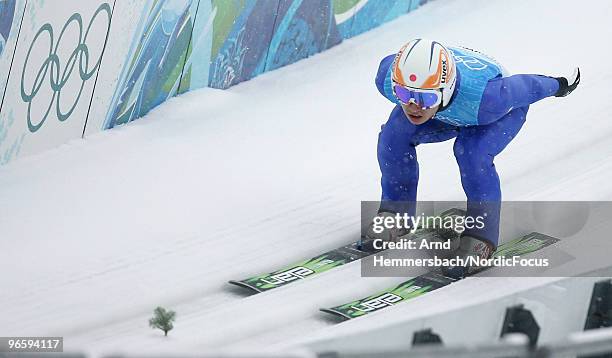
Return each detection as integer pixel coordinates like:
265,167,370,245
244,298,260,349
1,0,612,356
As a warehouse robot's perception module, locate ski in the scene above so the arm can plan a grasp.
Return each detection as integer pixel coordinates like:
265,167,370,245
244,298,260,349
320,232,559,320
228,241,373,293
228,208,466,293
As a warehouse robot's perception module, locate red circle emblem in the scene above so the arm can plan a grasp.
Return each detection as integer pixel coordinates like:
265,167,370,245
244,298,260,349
409,74,417,82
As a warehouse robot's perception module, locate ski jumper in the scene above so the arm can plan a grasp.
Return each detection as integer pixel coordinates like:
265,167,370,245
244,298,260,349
375,47,560,246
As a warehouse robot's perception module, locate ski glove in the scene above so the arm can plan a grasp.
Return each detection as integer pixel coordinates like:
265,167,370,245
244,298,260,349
554,67,580,97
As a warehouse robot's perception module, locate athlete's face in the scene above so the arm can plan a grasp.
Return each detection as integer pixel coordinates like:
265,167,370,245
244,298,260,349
401,102,439,125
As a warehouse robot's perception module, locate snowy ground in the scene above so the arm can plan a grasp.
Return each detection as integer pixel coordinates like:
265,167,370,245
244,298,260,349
1,0,612,356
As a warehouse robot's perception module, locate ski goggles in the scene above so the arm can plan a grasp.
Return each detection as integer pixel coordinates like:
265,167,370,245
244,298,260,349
392,82,442,109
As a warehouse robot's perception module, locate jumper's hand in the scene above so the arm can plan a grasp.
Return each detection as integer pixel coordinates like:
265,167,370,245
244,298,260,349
555,67,580,97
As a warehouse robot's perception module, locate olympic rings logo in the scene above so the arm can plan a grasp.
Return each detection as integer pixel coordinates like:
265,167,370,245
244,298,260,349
20,3,111,133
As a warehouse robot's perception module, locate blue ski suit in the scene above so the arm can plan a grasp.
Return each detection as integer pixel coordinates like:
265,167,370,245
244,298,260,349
375,47,560,246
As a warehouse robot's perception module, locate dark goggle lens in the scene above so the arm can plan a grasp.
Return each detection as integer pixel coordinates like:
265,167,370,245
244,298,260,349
393,84,440,108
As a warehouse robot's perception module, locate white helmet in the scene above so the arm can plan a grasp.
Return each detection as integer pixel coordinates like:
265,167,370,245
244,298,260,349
392,38,457,108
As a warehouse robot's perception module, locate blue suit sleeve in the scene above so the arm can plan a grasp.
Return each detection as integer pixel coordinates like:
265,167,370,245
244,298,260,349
375,54,400,104
478,74,560,125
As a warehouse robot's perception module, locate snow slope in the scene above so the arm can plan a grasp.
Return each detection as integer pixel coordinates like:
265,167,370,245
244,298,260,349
1,0,612,356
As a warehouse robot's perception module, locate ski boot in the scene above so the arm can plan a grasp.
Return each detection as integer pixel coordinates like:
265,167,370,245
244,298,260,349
359,211,410,252
442,235,495,279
